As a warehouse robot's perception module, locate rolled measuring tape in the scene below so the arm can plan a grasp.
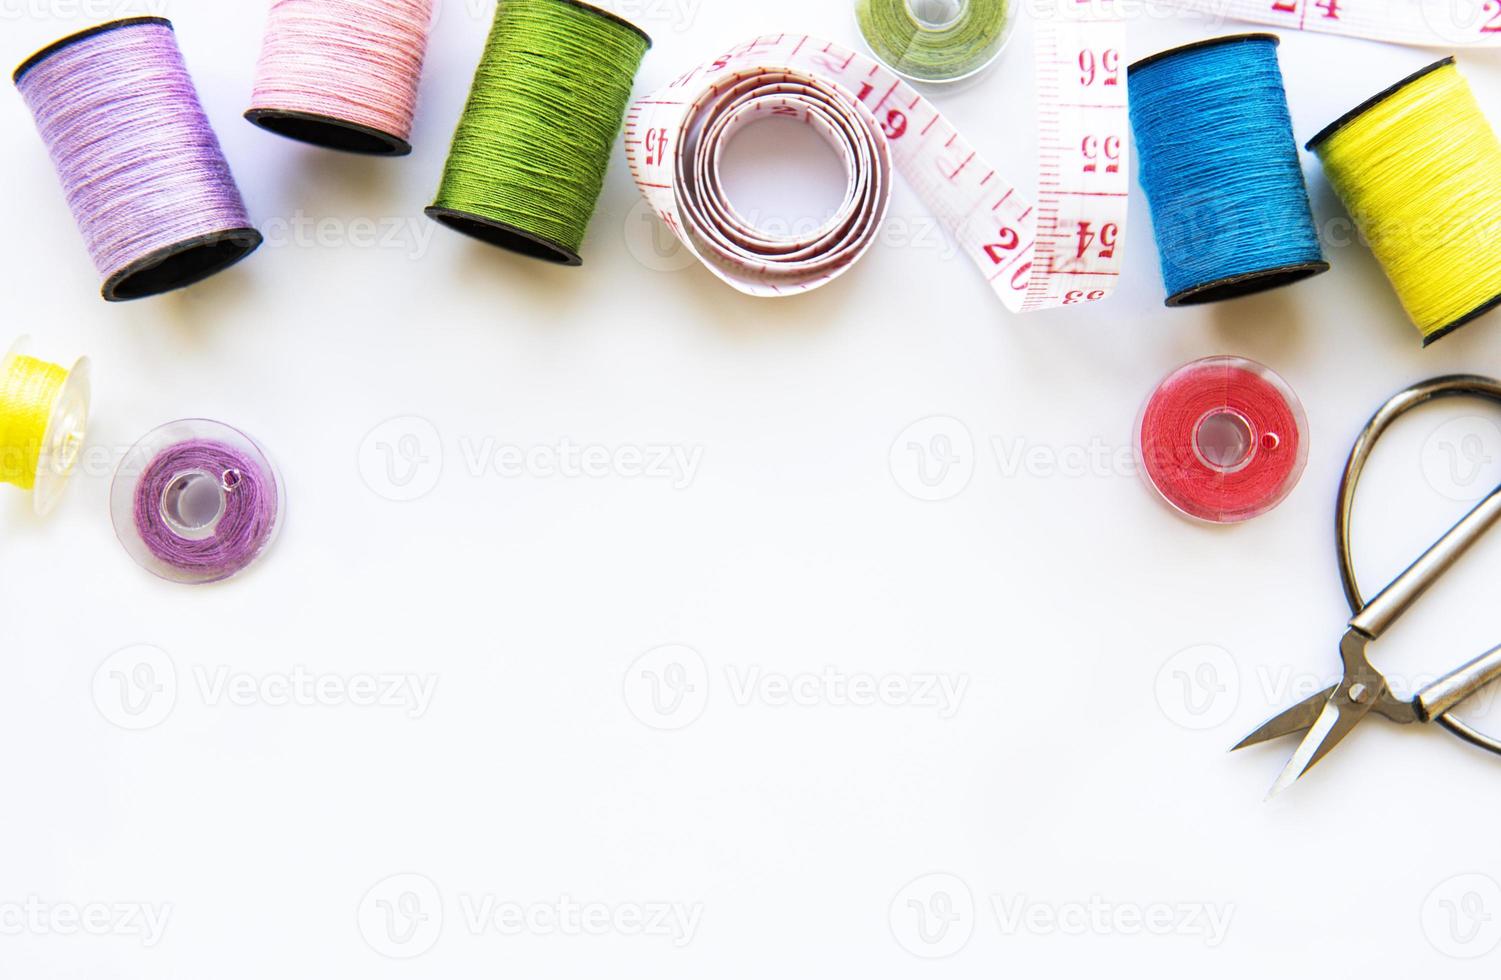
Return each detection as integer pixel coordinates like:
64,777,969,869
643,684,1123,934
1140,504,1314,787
625,20,1128,310
246,0,435,156
111,420,284,585
1136,356,1308,524
1129,35,1327,306
1308,58,1501,345
427,0,651,265
0,337,90,516
14,18,262,301
855,0,1015,84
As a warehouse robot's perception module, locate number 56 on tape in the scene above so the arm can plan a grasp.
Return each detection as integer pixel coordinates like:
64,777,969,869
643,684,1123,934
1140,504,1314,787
624,6,1128,313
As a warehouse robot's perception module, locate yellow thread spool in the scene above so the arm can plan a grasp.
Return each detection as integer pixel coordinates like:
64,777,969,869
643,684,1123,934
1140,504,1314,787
1309,59,1501,345
0,337,90,515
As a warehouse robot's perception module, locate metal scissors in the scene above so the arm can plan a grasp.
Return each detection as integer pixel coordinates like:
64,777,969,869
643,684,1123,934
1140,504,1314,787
1235,376,1501,797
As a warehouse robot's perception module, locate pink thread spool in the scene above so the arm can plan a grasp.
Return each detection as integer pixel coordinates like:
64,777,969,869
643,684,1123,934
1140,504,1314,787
245,0,433,156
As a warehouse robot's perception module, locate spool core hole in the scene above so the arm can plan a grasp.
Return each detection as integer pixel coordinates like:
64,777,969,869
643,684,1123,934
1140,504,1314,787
1196,410,1254,471
907,0,967,29
161,469,226,539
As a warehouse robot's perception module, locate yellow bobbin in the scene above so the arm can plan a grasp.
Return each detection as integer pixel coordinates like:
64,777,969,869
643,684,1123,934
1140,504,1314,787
1308,59,1501,345
0,336,90,515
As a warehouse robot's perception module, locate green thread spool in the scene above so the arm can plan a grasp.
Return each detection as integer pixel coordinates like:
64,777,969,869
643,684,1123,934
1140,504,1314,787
426,0,650,265
856,0,1012,83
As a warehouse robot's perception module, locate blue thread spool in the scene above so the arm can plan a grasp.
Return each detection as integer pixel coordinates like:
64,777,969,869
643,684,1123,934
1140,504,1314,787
1129,35,1328,306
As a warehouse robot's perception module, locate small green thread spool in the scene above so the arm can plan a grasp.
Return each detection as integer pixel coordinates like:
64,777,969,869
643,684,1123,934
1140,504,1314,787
426,0,650,265
856,0,1011,83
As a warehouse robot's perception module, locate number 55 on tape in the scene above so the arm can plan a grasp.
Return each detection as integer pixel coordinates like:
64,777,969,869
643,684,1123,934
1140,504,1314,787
624,7,1128,313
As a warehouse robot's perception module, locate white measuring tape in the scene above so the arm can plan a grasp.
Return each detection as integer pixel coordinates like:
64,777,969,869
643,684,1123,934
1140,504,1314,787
624,7,1129,311
1158,0,1501,48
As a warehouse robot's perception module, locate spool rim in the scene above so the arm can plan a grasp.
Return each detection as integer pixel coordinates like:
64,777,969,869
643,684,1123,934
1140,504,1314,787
553,0,653,48
1306,57,1456,151
1165,260,1331,307
424,206,584,267
13,16,173,84
101,227,263,302
244,108,413,157
1128,32,1279,75
1423,291,1501,346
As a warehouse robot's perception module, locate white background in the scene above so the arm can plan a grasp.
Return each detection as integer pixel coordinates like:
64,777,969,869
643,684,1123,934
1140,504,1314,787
6,0,1501,975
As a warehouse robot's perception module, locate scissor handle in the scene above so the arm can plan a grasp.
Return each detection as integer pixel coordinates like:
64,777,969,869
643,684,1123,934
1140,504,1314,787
1417,643,1501,722
1349,483,1501,640
1337,376,1501,758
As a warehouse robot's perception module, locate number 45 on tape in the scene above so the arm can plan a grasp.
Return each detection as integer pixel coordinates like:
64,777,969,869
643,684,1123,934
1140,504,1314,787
623,1,1129,314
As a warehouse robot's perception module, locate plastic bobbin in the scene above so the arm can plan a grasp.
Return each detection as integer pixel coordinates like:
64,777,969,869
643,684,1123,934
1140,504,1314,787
2,336,91,516
854,0,1016,85
1135,356,1309,524
110,419,284,585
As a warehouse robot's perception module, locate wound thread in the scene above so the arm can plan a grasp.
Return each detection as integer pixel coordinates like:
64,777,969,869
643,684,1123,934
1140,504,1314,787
1129,35,1327,306
112,419,283,585
246,0,434,156
1137,356,1308,525
855,0,1012,83
1308,58,1501,345
15,18,262,301
426,0,651,265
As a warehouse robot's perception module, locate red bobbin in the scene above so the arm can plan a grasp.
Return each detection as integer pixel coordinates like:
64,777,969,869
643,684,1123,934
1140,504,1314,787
1136,356,1308,524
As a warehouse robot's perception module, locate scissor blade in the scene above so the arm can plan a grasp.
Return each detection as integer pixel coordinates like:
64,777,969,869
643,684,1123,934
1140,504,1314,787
1231,686,1338,751
1265,685,1379,799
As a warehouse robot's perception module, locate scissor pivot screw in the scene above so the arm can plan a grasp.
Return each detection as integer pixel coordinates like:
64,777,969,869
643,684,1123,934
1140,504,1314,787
1348,683,1372,704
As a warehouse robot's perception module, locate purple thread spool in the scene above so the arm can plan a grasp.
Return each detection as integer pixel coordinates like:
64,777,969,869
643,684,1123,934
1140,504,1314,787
111,420,284,585
14,18,262,301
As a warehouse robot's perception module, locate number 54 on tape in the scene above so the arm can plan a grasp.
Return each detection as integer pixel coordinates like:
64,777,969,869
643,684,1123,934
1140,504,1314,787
624,3,1129,314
